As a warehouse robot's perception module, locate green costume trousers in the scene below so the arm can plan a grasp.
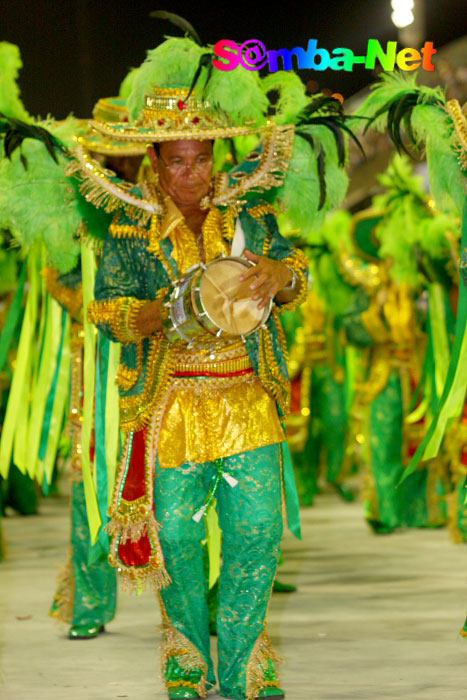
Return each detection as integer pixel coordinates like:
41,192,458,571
51,478,117,628
366,372,447,532
155,443,283,700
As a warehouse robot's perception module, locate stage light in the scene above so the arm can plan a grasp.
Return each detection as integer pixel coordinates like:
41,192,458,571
390,0,415,28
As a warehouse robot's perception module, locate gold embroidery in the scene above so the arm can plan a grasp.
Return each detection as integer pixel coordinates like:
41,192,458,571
248,203,279,219
109,222,150,240
245,630,282,700
258,327,290,416
275,250,309,313
202,207,230,263
158,594,208,697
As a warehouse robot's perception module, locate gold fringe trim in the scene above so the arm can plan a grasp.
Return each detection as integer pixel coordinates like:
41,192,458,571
109,221,150,241
66,146,162,224
158,594,208,697
246,630,282,700
276,250,309,313
460,627,467,638
212,125,295,209
248,203,279,219
119,334,177,432
49,549,75,624
116,347,143,391
258,326,290,417
446,99,467,171
88,296,145,345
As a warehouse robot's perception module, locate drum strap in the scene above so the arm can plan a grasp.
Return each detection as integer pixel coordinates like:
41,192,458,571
230,217,246,257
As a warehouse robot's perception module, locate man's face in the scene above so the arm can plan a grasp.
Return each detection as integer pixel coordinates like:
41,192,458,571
149,140,213,207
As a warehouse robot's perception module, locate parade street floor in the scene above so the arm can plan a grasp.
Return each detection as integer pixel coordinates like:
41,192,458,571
0,489,466,700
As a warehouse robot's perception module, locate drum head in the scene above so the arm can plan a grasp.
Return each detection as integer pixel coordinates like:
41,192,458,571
199,258,267,336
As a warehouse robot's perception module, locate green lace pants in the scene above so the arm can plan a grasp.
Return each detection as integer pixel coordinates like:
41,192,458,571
51,478,117,627
366,372,447,531
155,443,283,699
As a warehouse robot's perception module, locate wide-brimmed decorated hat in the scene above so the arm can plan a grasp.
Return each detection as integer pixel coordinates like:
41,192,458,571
89,86,266,144
76,96,148,156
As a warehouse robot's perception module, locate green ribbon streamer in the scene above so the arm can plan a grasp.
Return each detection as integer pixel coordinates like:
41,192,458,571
1,251,39,478
403,201,467,478
38,311,68,462
281,439,302,539
0,259,27,373
428,283,450,398
88,331,110,566
26,295,62,482
80,242,101,544
42,317,71,486
205,501,221,589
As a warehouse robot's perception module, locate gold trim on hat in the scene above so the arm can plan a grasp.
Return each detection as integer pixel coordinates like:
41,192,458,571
89,86,264,142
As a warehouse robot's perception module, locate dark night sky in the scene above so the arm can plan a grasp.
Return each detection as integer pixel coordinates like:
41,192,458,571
1,0,466,119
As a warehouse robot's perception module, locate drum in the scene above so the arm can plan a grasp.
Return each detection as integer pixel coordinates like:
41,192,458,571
162,256,272,345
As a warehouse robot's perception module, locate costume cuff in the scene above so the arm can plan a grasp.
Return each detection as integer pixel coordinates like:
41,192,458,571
88,297,143,344
275,250,309,313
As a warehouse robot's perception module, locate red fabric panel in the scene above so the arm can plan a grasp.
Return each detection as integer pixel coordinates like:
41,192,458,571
122,429,147,501
118,532,152,566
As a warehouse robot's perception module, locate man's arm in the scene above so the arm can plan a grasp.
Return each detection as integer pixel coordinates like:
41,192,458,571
89,232,162,343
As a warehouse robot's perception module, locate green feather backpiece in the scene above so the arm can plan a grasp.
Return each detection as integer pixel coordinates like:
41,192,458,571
276,122,349,235
0,118,83,273
0,42,31,122
261,71,308,126
371,155,459,286
411,104,466,215
355,71,445,135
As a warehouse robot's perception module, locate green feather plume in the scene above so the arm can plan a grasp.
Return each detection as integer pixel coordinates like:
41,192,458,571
261,71,308,126
119,67,140,100
355,71,445,134
127,38,209,120
0,117,83,273
0,42,31,122
275,123,349,235
411,104,466,215
320,210,354,253
205,65,268,127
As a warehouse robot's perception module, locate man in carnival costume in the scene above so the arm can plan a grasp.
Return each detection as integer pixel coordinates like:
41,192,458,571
49,94,146,639
77,26,354,698
0,44,144,639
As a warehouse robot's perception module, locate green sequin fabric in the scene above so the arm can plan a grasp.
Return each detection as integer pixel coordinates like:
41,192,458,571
155,444,283,699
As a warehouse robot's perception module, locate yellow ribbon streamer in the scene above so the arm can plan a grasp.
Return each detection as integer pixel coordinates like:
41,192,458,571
80,242,101,543
0,250,40,478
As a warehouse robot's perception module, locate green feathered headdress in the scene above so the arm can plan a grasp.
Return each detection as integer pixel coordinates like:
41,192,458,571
356,71,465,217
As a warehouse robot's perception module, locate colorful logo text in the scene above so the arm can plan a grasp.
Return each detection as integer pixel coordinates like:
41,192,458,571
213,39,436,73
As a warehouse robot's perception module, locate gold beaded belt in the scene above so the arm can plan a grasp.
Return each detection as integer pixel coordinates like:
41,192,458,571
174,353,253,377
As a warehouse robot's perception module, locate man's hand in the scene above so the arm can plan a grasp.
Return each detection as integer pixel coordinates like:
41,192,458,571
134,298,164,336
240,250,294,309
